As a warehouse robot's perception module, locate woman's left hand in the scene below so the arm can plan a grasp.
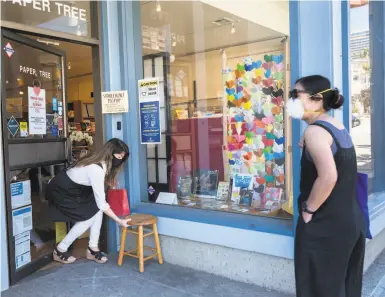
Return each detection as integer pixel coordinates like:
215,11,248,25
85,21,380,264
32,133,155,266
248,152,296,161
302,212,313,224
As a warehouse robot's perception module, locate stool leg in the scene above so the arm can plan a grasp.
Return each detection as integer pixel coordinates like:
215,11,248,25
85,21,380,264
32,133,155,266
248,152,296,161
118,227,127,266
153,223,163,265
136,227,140,257
138,226,144,273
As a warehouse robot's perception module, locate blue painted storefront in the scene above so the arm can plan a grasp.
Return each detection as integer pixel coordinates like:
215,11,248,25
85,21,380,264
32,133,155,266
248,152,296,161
98,1,385,258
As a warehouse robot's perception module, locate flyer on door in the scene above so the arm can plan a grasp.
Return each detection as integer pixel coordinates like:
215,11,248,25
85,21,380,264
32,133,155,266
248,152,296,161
28,86,46,135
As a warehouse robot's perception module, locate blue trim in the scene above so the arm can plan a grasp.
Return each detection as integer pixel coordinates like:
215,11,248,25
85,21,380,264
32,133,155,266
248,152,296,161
289,0,301,230
341,0,351,132
100,1,117,253
117,1,148,206
132,203,294,236
369,1,385,192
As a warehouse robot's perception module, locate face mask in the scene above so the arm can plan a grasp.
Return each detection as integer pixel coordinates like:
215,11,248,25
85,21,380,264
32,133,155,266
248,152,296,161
286,98,304,120
112,155,124,168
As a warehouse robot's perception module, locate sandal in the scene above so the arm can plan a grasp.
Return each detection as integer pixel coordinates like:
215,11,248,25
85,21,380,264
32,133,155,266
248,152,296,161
53,246,76,264
86,247,108,264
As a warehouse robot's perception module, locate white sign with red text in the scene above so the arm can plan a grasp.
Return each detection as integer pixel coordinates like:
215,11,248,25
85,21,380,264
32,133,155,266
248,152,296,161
28,86,46,134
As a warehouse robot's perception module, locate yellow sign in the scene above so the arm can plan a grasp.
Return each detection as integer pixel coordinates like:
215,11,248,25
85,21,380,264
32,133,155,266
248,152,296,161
20,122,28,137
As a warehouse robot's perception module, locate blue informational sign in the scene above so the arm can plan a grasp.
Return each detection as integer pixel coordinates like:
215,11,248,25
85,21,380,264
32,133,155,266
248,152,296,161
139,101,161,144
7,116,19,136
52,97,58,112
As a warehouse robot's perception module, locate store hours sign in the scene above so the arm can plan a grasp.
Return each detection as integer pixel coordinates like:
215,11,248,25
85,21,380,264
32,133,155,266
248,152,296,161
101,91,129,114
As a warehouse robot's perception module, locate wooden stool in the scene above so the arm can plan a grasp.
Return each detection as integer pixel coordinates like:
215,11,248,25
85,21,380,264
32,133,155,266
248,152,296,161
118,214,163,272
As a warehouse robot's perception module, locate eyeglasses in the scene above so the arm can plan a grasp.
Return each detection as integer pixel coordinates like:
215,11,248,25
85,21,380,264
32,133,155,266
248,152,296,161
288,89,310,99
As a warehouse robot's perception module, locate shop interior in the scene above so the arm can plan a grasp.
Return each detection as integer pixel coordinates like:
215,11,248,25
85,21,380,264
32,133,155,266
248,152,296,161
141,1,292,218
4,35,97,267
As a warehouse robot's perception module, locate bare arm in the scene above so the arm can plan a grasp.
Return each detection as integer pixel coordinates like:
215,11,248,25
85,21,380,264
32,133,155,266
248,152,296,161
303,126,338,215
88,165,130,227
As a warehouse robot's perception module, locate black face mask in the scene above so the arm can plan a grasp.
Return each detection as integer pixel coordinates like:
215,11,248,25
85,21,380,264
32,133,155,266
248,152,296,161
112,156,124,168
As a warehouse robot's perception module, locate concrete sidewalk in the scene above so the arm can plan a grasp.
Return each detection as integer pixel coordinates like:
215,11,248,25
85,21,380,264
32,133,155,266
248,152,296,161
3,251,385,297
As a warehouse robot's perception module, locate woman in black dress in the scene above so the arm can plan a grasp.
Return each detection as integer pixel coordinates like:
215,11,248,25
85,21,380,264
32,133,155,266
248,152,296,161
46,138,131,264
286,75,366,297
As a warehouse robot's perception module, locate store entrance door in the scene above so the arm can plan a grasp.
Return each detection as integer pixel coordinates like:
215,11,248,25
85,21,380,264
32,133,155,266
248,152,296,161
1,29,69,284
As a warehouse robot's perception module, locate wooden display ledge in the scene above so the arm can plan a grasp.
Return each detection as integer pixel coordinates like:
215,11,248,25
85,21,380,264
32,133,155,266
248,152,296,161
176,197,292,220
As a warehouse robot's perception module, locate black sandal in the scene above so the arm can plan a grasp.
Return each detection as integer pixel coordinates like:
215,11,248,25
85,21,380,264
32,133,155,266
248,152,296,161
86,247,108,264
53,246,76,264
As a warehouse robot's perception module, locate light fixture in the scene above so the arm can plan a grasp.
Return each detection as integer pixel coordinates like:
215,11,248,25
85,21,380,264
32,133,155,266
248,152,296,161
17,78,21,82
156,0,162,12
67,62,72,70
172,41,176,47
76,25,82,36
37,39,60,46
19,91,24,95
231,23,236,34
6,80,9,84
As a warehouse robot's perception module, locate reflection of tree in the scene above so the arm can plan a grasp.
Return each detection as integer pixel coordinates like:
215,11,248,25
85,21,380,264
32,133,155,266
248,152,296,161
361,89,371,114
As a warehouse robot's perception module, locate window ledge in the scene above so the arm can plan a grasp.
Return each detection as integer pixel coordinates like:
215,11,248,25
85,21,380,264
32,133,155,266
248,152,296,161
131,202,294,237
368,192,385,239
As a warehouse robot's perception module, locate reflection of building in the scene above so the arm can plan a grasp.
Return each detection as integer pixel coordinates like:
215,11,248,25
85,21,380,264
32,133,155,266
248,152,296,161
351,30,369,59
2,1,385,295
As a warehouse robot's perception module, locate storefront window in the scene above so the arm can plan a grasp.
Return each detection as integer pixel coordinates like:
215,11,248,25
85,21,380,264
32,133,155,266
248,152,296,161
349,3,372,194
1,1,92,38
3,37,64,139
141,1,291,218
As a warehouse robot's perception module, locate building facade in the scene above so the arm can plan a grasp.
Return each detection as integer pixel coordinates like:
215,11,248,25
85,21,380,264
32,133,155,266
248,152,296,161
1,0,385,294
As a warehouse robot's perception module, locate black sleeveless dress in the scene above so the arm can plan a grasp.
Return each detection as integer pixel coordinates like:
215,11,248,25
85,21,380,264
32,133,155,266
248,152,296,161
295,123,366,297
46,164,103,223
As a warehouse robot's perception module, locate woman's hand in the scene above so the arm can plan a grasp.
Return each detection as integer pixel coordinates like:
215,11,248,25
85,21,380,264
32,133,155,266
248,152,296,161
302,212,313,224
118,218,131,228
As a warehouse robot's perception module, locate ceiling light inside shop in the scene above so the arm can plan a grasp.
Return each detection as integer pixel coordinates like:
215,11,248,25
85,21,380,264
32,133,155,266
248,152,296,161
212,17,234,27
67,62,72,70
156,0,161,12
37,39,60,46
19,91,24,95
76,25,82,36
231,23,236,34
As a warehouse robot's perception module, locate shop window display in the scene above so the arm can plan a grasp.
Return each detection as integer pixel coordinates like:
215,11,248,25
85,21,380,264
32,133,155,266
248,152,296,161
141,1,292,219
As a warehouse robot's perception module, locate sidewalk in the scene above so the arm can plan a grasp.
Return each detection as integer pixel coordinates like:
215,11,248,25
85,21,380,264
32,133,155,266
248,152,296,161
3,250,385,297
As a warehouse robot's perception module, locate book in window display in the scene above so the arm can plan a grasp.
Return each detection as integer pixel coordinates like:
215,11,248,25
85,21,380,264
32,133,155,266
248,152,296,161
176,176,194,199
216,181,230,201
231,173,253,204
193,169,219,199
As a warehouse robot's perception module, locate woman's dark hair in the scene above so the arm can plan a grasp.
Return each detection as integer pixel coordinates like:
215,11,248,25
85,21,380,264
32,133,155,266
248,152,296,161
74,138,129,187
295,75,344,111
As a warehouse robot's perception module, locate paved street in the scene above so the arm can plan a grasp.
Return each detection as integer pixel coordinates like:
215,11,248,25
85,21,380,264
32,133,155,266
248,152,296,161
352,115,372,173
3,250,385,297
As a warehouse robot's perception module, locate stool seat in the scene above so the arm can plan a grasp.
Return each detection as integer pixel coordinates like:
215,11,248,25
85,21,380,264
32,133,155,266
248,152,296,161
127,214,157,226
118,213,163,273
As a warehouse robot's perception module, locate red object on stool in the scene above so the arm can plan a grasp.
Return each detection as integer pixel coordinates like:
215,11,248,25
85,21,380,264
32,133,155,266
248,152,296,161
107,188,130,216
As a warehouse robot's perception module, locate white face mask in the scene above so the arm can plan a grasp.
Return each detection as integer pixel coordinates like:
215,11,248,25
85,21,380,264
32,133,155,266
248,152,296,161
286,98,304,120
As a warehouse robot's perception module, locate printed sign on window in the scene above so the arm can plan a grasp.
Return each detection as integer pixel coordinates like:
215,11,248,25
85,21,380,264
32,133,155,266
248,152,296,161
28,85,46,135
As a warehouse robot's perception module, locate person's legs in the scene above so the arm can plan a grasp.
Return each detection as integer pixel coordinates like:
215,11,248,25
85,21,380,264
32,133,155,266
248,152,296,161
86,211,108,263
57,216,94,252
88,211,103,249
345,232,366,297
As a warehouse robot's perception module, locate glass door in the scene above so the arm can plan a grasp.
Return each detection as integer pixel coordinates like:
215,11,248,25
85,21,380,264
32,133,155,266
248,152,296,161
2,29,68,284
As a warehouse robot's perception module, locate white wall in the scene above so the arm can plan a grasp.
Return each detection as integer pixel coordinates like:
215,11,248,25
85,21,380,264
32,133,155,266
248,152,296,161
201,0,290,35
